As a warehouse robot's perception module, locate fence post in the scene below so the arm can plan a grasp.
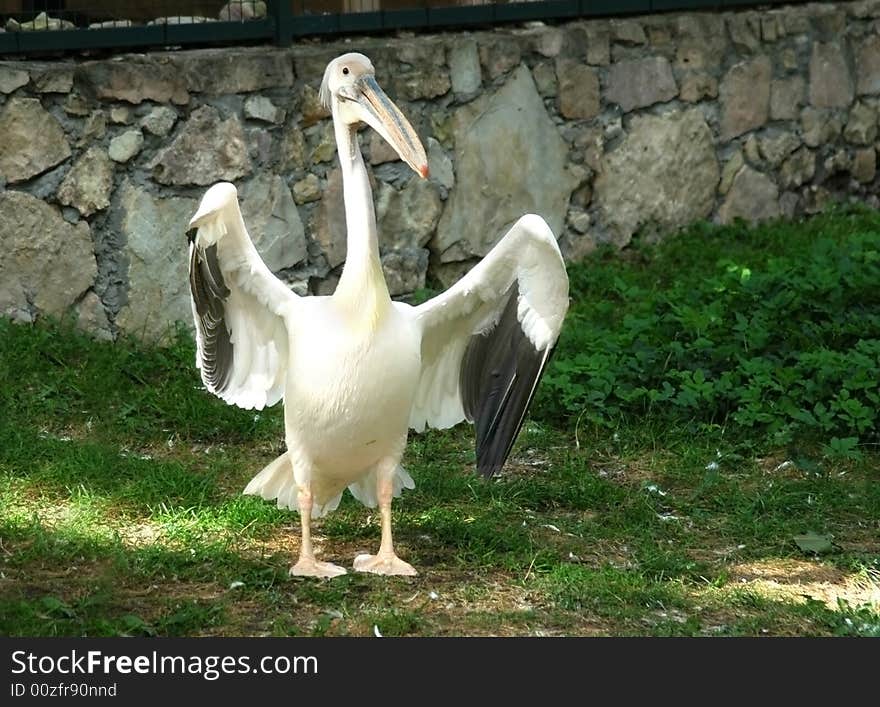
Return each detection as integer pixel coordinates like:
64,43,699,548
271,0,293,46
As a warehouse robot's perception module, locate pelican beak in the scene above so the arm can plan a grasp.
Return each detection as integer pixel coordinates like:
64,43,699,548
351,75,429,179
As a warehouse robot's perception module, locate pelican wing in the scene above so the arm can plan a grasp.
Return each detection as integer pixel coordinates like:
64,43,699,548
410,215,569,476
188,182,298,411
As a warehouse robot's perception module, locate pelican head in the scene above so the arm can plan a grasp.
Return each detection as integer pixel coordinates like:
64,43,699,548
320,52,429,179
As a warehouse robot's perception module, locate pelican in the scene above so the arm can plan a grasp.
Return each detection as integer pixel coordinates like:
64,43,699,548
187,53,569,577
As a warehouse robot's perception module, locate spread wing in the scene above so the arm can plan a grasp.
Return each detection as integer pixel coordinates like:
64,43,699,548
187,182,298,411
410,214,569,476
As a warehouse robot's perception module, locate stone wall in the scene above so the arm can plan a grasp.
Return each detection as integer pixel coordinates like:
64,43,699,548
2,1,879,341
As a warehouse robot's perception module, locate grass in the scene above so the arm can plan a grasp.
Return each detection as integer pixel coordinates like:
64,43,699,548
1,209,879,637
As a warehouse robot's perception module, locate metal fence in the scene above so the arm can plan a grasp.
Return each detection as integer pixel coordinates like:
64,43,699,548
0,0,811,55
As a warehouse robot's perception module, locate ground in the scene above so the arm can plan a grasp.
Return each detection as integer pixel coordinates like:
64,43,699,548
2,209,879,637
1,406,877,637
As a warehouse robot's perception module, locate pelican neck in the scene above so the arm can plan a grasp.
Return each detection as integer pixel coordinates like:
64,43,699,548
331,117,390,314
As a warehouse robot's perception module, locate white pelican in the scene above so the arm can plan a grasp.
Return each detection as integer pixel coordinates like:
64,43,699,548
187,53,569,577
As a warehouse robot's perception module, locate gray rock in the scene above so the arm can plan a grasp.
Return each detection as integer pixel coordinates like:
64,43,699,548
0,67,29,94
238,174,307,272
583,25,610,66
79,110,106,146
574,127,604,171
743,134,762,166
0,97,71,184
435,66,574,262
534,28,565,58
63,93,92,116
109,106,131,124
779,191,800,220
299,84,330,128
532,62,557,97
555,59,600,120
727,12,761,52
381,248,429,297
567,208,591,234
605,56,677,112
148,106,252,186
140,106,178,137
449,39,481,97
850,1,880,19
824,148,851,175
675,43,715,72
76,291,113,341
393,69,451,102
718,166,779,224
314,167,347,268
679,72,718,103
115,183,198,341
719,150,744,195
856,34,880,95
611,20,646,45
31,67,74,94
427,137,454,191
313,273,340,297
244,95,285,124
479,36,521,80
433,259,478,290
0,191,96,323
595,108,719,244
852,147,877,183
719,56,771,141
780,7,811,35
813,8,846,38
560,232,597,263
57,146,115,217
109,130,145,163
770,77,805,121
844,102,878,145
377,178,443,250
279,124,307,171
780,147,816,189
172,49,293,94
810,42,854,108
76,58,189,105
368,129,400,166
801,107,843,148
309,122,337,165
293,174,321,204
758,132,800,168
761,15,782,42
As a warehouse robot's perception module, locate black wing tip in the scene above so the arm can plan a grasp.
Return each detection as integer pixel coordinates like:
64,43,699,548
461,284,555,479
189,242,234,395
186,227,197,244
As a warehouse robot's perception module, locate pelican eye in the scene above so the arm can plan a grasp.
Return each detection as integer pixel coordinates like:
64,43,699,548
342,67,350,75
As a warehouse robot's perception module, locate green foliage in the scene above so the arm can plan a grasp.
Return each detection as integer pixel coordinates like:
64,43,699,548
539,206,880,447
0,320,284,446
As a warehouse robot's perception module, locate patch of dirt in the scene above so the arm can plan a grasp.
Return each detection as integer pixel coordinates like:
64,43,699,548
591,451,671,488
726,558,880,610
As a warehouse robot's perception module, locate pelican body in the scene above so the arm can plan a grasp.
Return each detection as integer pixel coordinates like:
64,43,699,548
187,54,569,577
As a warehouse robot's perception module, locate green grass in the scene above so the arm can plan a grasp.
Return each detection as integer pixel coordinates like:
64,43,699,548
1,208,879,636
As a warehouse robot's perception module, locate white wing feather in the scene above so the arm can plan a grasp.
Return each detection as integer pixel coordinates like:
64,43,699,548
409,214,569,431
188,182,298,411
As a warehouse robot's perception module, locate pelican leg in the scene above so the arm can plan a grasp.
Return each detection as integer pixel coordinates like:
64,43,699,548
353,462,416,576
290,483,347,579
